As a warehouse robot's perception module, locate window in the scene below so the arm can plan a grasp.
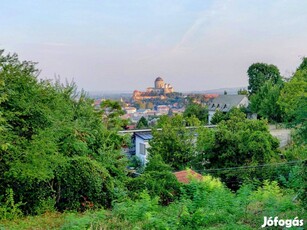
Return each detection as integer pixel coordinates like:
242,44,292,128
140,143,146,155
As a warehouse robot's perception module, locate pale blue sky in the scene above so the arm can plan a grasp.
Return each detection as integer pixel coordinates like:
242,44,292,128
1,0,307,92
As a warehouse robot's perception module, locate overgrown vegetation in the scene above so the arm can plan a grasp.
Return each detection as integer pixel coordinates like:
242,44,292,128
0,51,306,229
0,50,128,216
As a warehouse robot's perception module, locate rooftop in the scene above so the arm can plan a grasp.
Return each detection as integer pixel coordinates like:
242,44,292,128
208,95,247,112
173,169,203,184
135,132,153,140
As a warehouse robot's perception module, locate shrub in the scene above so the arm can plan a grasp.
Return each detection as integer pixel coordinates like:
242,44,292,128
0,189,23,220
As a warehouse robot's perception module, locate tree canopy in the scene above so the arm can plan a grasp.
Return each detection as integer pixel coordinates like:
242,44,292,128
136,116,148,129
197,109,280,188
0,50,305,228
149,115,196,170
250,80,283,122
0,50,127,214
183,102,208,124
247,63,282,95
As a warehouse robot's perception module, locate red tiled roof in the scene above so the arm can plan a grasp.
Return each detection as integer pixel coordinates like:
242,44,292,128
204,94,219,99
173,169,202,184
125,125,136,130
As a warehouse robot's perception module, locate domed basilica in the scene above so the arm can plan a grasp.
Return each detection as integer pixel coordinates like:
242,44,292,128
146,77,174,94
132,77,174,100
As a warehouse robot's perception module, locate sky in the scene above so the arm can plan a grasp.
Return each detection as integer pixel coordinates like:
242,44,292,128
1,0,307,92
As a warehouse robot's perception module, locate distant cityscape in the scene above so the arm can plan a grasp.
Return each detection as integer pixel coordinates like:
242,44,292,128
92,77,248,128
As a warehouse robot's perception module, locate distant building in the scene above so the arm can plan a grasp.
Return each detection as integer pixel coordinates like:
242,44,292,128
133,77,174,100
136,109,150,114
157,105,170,115
124,107,137,114
172,108,185,115
203,94,219,103
208,95,249,124
125,124,136,130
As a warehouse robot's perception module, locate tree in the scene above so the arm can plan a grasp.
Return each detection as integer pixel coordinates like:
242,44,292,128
183,103,208,124
278,59,307,144
210,110,227,125
297,57,307,71
134,100,146,109
200,109,280,189
149,115,196,170
100,99,127,130
126,154,181,205
194,127,215,169
278,66,307,123
250,80,283,122
136,116,148,129
185,115,201,126
0,50,128,214
237,88,248,95
210,107,246,125
247,63,282,95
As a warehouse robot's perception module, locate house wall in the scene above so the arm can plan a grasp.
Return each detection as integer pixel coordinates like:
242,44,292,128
238,97,249,107
135,136,150,165
208,110,215,124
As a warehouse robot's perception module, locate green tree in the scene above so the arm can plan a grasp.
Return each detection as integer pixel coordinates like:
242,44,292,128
0,50,128,215
185,115,201,126
135,100,146,109
194,127,215,169
183,103,208,124
297,56,307,71
210,107,247,125
278,60,307,145
136,116,148,129
210,110,226,125
250,80,283,122
278,68,307,123
100,99,127,130
149,115,196,170
127,154,181,205
237,88,248,95
247,63,282,95
202,109,280,189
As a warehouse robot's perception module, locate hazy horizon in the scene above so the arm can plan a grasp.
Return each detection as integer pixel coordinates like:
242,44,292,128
2,0,307,92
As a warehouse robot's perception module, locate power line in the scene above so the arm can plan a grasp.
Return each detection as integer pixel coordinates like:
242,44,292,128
194,160,305,173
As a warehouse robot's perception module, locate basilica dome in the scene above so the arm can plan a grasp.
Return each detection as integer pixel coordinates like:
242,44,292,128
155,77,164,88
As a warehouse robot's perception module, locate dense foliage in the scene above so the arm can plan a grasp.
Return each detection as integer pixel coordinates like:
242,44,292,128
250,80,284,122
199,109,281,189
126,154,181,205
149,115,196,170
0,51,306,229
1,177,305,229
183,102,208,124
136,116,148,129
0,51,127,215
247,63,282,95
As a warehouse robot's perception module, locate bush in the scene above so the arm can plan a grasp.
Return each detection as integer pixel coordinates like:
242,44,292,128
0,189,23,220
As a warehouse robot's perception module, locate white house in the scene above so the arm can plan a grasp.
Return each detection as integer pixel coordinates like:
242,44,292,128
124,107,137,114
208,95,249,124
134,132,152,165
157,105,169,115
